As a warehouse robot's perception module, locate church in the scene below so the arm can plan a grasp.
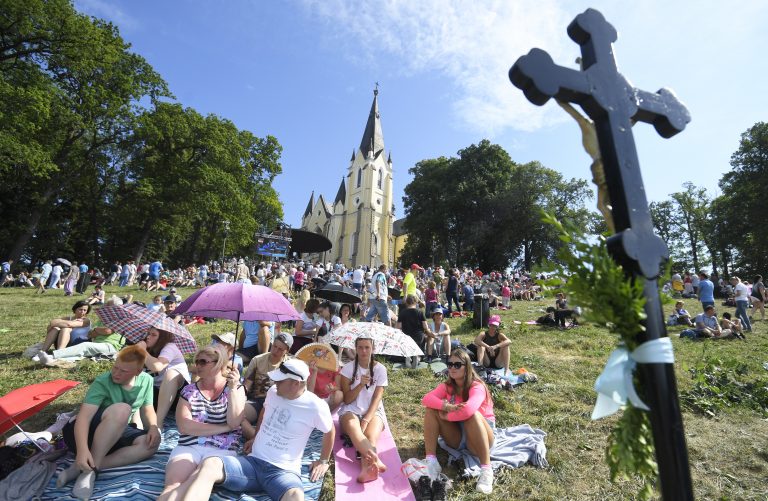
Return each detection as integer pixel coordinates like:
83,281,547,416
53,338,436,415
300,88,405,269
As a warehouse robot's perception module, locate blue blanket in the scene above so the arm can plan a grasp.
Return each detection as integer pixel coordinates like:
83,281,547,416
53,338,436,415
42,422,325,500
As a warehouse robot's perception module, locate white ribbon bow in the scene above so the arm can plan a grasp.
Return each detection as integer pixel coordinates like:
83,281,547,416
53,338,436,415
591,337,674,420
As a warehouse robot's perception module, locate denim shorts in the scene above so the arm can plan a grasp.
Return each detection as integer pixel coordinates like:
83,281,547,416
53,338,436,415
220,454,302,500
458,417,496,450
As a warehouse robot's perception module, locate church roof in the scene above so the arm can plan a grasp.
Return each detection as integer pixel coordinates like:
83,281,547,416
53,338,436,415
317,195,332,218
334,178,346,206
303,191,314,218
359,88,384,158
393,217,407,236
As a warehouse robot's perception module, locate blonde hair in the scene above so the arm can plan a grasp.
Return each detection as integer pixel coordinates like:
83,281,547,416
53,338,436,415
194,344,229,375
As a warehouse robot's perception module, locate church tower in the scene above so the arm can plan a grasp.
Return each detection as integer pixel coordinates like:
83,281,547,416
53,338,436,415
340,88,394,268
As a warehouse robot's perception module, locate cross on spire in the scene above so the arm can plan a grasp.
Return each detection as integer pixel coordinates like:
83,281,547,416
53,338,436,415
510,8,690,279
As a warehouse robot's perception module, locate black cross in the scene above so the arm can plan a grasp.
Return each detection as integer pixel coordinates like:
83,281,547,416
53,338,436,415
510,8,690,280
509,8,693,500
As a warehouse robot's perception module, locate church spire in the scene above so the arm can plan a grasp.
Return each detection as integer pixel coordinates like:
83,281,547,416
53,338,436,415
334,178,346,206
303,191,314,218
359,86,384,158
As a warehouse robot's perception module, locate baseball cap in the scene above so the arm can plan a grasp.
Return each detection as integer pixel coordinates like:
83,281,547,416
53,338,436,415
274,332,293,349
411,263,422,270
212,332,236,347
268,358,309,382
489,315,501,326
164,295,179,303
432,308,445,318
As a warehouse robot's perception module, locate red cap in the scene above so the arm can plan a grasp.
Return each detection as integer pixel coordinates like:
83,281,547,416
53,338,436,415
411,264,423,270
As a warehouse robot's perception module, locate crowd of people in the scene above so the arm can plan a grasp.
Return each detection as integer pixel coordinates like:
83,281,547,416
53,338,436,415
6,257,534,499
4,253,762,499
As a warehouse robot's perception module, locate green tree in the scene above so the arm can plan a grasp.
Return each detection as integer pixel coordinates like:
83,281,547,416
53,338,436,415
0,0,169,262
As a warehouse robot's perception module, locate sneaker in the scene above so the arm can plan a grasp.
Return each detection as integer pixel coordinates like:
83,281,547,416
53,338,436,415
23,343,43,358
426,458,442,481
416,475,433,501
431,476,447,501
476,467,493,494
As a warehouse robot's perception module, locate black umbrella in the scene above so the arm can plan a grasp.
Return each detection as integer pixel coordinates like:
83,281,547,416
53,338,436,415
311,277,328,288
388,286,403,300
313,282,362,304
289,229,332,253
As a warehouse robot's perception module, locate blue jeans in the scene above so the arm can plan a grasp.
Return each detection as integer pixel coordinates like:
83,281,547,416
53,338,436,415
365,298,390,324
119,275,129,287
446,292,460,313
735,301,752,331
220,455,302,500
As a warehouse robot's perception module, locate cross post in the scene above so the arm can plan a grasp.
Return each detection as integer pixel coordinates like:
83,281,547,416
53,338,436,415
509,8,693,500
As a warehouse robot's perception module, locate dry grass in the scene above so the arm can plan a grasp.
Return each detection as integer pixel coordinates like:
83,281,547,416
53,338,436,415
0,288,766,500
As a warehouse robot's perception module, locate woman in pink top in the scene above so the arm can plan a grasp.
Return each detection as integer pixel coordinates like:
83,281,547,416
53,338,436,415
421,349,496,494
424,280,439,316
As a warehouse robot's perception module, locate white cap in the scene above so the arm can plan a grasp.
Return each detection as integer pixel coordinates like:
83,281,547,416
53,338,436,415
268,358,310,382
212,332,236,347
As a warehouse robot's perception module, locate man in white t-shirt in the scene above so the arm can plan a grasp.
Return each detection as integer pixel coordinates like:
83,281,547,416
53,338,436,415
730,276,753,332
352,266,365,293
175,358,334,501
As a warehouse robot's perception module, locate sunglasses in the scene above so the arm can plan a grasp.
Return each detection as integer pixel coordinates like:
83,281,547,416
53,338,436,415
195,359,216,366
279,363,304,381
446,362,464,369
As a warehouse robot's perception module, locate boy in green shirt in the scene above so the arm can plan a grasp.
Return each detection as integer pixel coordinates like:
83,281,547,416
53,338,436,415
56,345,161,499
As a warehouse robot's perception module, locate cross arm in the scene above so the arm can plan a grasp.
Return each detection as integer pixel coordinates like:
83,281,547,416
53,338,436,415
510,48,591,106
633,88,691,138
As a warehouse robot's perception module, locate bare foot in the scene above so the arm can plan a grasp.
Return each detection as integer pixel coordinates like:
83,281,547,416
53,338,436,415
357,461,379,483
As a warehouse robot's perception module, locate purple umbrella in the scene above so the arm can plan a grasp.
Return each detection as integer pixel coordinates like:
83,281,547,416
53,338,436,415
175,283,300,362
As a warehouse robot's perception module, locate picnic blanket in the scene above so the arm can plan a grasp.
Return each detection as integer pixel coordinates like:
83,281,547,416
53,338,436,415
41,419,325,500
438,424,549,478
333,417,415,500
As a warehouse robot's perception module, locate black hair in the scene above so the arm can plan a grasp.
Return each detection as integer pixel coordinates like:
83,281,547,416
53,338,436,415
72,300,92,314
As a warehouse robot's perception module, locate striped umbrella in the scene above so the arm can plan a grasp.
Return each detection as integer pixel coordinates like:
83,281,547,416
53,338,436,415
96,303,198,354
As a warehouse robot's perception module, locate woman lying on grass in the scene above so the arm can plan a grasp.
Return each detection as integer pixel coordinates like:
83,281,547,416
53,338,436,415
339,336,388,483
422,348,496,495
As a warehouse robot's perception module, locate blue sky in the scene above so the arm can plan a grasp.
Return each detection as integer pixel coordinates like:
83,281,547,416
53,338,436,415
75,0,768,227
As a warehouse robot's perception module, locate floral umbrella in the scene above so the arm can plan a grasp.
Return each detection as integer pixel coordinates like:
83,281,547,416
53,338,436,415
327,322,423,357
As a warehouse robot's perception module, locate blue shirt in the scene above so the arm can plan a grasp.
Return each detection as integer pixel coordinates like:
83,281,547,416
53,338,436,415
79,264,88,273
241,320,261,349
698,279,714,302
149,261,162,275
1,262,9,273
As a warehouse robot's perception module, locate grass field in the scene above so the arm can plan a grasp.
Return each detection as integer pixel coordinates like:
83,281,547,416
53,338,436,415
0,287,766,500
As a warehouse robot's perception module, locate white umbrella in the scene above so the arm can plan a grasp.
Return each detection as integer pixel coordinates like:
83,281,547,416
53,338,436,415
56,258,72,267
328,322,424,357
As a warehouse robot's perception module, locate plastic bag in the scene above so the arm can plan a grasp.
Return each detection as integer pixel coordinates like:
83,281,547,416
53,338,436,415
401,457,429,482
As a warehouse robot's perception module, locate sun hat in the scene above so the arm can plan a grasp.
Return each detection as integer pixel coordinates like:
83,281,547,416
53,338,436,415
489,314,501,326
212,332,236,347
268,358,310,382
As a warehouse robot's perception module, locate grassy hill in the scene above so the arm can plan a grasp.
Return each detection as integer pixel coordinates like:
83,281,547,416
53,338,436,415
0,287,765,500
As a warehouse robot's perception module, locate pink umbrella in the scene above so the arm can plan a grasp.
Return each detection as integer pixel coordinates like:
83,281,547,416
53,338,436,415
175,282,300,361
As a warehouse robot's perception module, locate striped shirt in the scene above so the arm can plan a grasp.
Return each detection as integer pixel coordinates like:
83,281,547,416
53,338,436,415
177,383,241,450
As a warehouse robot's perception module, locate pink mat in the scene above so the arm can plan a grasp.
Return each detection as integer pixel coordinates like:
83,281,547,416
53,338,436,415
333,417,416,500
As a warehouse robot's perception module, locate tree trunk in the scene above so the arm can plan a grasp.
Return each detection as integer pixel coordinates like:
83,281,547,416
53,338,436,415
132,219,154,264
709,248,719,277
7,184,58,262
524,240,532,271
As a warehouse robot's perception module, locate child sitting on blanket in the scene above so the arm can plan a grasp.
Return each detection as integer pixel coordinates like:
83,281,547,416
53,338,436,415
307,355,343,412
421,349,496,495
56,345,161,499
339,336,389,483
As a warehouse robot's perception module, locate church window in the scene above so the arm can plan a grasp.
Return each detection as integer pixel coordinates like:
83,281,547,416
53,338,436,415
356,168,362,188
377,169,383,189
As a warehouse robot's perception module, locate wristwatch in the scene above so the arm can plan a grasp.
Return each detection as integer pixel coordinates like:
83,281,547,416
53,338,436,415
319,458,329,465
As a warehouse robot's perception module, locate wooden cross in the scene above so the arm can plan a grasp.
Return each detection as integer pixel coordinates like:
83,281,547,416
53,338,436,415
509,8,693,500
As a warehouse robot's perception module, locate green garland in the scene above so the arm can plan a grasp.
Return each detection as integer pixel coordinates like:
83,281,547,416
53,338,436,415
542,213,657,499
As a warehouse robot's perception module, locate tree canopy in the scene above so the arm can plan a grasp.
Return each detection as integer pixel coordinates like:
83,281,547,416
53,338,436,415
0,0,283,266
401,140,594,271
